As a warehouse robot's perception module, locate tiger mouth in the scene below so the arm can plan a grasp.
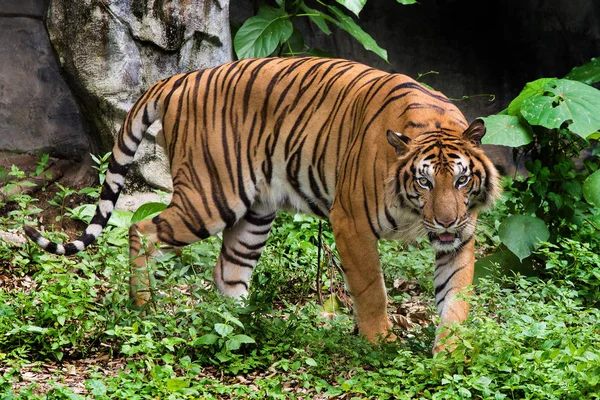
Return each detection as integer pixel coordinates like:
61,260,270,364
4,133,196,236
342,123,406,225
428,232,458,244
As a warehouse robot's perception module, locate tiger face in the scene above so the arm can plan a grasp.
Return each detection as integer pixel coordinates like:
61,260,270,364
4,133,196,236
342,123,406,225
387,119,500,252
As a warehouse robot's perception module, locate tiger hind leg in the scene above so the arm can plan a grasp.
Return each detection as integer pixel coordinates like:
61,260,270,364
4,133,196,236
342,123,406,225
128,203,242,308
213,203,276,298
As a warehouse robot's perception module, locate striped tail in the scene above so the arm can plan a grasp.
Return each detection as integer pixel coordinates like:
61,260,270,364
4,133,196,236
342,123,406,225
24,87,162,256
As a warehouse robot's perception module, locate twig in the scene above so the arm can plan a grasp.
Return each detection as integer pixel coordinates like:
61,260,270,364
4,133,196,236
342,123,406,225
316,220,323,306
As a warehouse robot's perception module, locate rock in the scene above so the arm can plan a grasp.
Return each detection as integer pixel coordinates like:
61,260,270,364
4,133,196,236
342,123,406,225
0,2,90,159
46,0,232,192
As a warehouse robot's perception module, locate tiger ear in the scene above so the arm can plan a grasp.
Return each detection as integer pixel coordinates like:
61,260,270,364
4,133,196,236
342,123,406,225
386,130,411,156
462,119,486,146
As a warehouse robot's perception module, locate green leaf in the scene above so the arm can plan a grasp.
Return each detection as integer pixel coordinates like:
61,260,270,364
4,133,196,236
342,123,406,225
498,215,550,261
86,380,107,397
322,294,344,314
583,170,600,207
327,5,388,62
70,204,96,223
507,78,555,117
194,333,218,345
397,0,418,4
234,6,293,59
166,378,190,392
214,323,234,338
520,78,600,138
474,245,535,283
335,0,367,17
480,115,533,147
306,357,318,367
232,334,255,345
225,334,255,351
131,202,167,223
562,180,582,200
300,4,331,35
26,326,48,334
108,210,133,229
281,29,305,56
565,57,600,85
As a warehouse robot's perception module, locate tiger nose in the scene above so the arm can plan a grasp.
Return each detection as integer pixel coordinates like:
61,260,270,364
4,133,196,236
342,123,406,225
435,217,457,228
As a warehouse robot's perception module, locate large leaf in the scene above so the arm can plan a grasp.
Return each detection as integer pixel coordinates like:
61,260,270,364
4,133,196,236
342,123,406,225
565,57,600,85
474,245,535,283
299,4,331,35
166,378,190,392
507,78,555,117
335,0,367,17
583,170,600,207
520,78,600,138
234,6,293,59
214,323,234,338
480,115,533,147
498,215,550,261
131,202,167,223
225,334,255,351
327,5,388,62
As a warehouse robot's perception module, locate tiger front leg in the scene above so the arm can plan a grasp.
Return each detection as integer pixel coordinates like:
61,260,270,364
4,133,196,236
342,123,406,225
330,210,395,342
432,237,475,354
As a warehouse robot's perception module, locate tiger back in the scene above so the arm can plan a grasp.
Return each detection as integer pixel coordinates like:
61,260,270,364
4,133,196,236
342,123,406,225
24,57,500,353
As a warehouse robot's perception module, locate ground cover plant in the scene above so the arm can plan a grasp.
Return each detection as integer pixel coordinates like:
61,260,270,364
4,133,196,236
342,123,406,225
1,53,599,398
1,142,600,398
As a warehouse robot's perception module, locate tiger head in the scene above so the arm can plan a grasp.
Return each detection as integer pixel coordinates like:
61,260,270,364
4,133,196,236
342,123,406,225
386,119,501,252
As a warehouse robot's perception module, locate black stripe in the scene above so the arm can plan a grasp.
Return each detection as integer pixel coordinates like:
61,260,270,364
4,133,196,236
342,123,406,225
223,280,249,290
142,107,151,126
239,240,268,251
107,158,129,178
435,265,465,296
64,243,81,255
46,242,58,254
384,208,398,231
363,186,380,239
231,247,261,261
249,227,273,236
221,248,255,269
244,212,275,227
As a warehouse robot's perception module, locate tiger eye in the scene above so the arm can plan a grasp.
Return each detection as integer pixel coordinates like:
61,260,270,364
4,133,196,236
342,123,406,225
418,177,430,187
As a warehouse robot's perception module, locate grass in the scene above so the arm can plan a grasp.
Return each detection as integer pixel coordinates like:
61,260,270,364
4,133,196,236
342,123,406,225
0,166,599,399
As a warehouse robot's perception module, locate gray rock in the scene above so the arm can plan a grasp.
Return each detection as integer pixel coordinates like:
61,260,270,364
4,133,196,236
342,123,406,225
46,0,232,192
0,11,90,158
1,0,45,17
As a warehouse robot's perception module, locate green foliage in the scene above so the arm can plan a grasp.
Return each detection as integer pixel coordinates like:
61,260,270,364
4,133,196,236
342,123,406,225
2,149,600,397
91,152,111,186
131,202,167,223
583,169,600,206
565,56,600,85
535,239,600,306
47,183,77,222
480,114,533,147
481,58,600,264
498,214,550,261
233,0,395,61
519,78,600,138
234,6,293,59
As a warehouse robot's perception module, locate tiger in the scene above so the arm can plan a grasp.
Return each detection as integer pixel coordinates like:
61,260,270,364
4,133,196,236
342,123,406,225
24,57,501,353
